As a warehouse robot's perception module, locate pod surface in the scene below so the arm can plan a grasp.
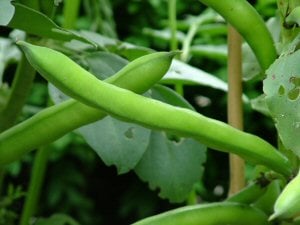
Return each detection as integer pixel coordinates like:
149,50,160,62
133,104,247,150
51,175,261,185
132,202,269,225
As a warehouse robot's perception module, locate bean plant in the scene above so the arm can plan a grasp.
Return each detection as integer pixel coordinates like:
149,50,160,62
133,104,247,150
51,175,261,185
1,0,300,224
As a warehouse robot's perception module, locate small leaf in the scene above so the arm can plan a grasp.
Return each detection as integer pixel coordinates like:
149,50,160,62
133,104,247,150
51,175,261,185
135,131,206,203
0,0,15,26
264,49,300,156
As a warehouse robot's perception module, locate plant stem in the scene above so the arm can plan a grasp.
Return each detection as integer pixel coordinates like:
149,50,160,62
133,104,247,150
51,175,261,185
0,54,36,195
99,0,118,38
227,25,245,195
19,146,50,225
168,0,178,51
62,0,81,29
168,0,183,96
0,55,36,132
181,9,216,62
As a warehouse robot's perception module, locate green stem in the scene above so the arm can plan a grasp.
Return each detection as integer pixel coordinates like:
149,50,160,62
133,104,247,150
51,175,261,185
181,23,198,62
62,0,81,29
0,49,36,204
99,0,118,38
0,55,36,132
168,0,178,51
174,83,184,96
181,9,216,62
19,146,50,225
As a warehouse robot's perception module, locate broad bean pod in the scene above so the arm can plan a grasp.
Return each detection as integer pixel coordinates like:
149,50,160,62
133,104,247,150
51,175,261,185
199,0,277,70
15,42,292,177
270,169,300,220
132,202,269,225
0,44,176,164
226,182,268,204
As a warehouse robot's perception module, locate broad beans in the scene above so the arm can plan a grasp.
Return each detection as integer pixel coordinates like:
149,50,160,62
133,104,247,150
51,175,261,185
16,42,292,177
0,44,176,164
199,0,277,70
132,202,269,225
270,169,300,220
226,182,268,204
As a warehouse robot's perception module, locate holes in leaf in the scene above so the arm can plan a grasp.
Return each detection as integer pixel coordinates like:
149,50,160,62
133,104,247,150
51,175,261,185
166,132,182,143
288,88,300,100
278,85,285,96
124,127,134,139
289,76,300,87
287,76,300,100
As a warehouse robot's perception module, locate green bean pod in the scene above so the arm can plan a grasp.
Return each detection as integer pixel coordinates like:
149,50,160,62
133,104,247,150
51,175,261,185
15,42,292,177
226,182,269,204
199,0,277,70
0,44,176,164
132,202,269,225
270,169,300,220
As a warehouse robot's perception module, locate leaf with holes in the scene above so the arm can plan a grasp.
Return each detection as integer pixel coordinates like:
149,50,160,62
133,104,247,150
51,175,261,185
134,131,206,203
263,50,300,156
79,117,151,174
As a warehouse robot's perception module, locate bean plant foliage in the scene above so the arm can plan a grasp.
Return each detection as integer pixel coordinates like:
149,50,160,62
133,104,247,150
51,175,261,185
48,49,206,201
264,48,300,156
2,0,300,224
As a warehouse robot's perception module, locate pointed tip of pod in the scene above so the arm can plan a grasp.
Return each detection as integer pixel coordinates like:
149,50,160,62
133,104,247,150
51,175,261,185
16,41,35,58
169,50,182,58
16,40,31,49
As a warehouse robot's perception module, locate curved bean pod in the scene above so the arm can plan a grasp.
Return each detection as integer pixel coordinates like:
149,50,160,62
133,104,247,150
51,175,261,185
132,202,269,225
15,42,292,177
270,169,300,220
199,0,277,70
0,44,176,164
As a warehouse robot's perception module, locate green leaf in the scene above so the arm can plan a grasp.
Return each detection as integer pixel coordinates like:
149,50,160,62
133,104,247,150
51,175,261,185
81,51,128,80
264,49,300,156
78,117,151,174
0,0,15,26
134,131,206,203
162,59,228,91
143,28,185,43
7,3,95,45
242,43,261,81
190,44,227,61
250,94,270,117
151,84,194,110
